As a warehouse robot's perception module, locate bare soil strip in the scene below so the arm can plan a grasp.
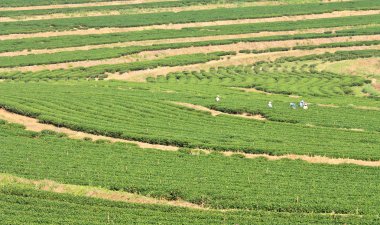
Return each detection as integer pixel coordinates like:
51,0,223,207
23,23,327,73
0,26,355,57
174,102,267,120
372,78,380,91
0,173,205,210
0,0,175,12
107,45,380,82
0,2,282,22
0,108,379,167
0,108,178,151
2,34,380,72
1,10,379,41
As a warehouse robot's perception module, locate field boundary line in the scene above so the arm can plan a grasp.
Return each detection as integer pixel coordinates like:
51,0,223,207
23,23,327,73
1,10,379,41
0,108,379,167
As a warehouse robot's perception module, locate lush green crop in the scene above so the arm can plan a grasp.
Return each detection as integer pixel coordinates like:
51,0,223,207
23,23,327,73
0,0,264,17
0,19,379,55
0,122,380,215
154,66,367,97
278,49,380,62
2,185,378,224
0,0,120,7
1,1,379,35
0,81,379,160
293,40,380,50
4,37,379,68
0,51,233,80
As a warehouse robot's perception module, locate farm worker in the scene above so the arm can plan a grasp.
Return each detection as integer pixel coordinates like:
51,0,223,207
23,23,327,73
216,95,221,102
303,102,308,110
299,100,305,108
268,101,273,108
290,102,296,109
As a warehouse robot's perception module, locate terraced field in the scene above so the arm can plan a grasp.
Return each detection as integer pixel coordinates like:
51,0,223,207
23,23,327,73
0,0,379,224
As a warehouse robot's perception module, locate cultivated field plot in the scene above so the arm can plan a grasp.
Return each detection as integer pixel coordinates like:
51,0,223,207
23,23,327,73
0,0,379,224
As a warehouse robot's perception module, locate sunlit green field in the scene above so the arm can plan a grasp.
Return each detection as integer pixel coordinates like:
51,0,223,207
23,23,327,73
0,0,379,224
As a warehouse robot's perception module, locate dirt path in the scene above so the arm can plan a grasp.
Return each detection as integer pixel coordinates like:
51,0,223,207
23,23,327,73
0,2,282,22
174,102,266,120
0,26,357,57
1,10,379,41
372,78,380,91
107,45,380,82
2,34,379,72
0,173,205,210
0,108,178,151
0,107,379,167
0,0,175,12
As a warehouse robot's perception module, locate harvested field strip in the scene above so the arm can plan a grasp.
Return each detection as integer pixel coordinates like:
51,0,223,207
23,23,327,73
0,2,282,22
1,10,379,40
0,0,176,11
3,34,380,69
0,173,205,210
0,108,379,167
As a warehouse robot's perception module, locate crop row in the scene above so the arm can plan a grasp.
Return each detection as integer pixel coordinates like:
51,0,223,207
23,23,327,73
0,51,233,80
1,1,379,35
152,66,368,97
1,20,379,55
3,34,380,68
1,0,263,17
1,121,380,215
277,49,380,63
4,186,377,225
0,81,379,160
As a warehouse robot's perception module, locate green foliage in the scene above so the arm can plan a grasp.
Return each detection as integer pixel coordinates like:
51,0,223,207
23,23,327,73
0,81,379,160
0,51,233,80
0,2,379,35
1,185,378,224
1,123,380,215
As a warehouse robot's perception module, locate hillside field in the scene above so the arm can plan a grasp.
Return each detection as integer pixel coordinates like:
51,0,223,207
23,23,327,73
0,0,379,224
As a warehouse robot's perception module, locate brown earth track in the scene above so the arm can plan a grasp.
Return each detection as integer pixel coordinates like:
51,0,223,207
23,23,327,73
0,173,206,210
0,2,282,22
0,10,379,41
0,26,357,57
2,34,380,72
0,0,175,11
0,107,379,167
